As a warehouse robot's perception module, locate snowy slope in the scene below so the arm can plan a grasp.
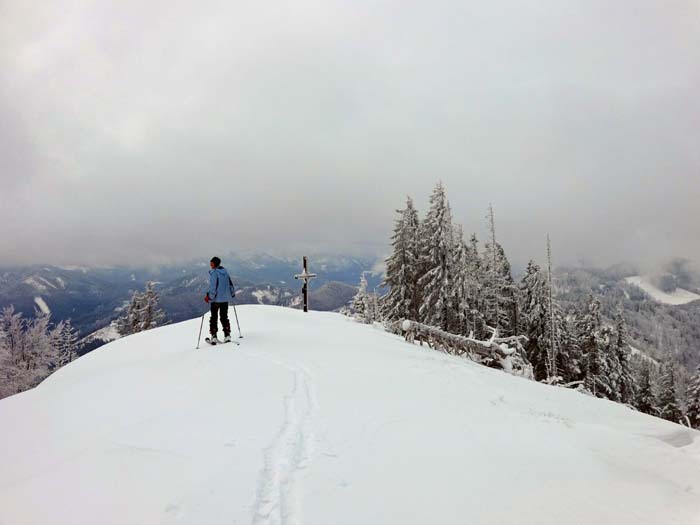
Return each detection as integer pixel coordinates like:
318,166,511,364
80,322,121,345
626,275,700,305
1,306,699,525
33,296,50,314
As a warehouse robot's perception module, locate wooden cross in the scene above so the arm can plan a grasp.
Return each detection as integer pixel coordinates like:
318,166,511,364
294,256,317,312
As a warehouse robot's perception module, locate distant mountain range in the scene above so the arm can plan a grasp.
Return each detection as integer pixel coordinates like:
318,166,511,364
0,253,383,351
3,254,698,372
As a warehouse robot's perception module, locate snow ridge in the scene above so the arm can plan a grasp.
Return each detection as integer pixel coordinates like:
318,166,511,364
252,363,318,525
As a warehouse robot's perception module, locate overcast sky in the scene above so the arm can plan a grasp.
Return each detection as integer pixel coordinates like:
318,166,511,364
1,0,699,269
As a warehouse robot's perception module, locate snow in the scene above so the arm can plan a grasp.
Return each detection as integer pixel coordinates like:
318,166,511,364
22,276,48,292
1,305,699,525
24,276,60,292
33,296,50,315
37,276,57,289
630,345,659,365
252,289,278,304
56,265,89,273
626,275,700,306
81,323,121,344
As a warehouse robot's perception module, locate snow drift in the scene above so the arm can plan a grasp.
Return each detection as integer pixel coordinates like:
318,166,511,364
1,305,699,524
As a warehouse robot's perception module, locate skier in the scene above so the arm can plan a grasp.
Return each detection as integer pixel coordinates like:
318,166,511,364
204,256,236,345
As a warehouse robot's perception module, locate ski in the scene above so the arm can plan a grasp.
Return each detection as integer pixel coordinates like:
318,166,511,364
205,337,240,346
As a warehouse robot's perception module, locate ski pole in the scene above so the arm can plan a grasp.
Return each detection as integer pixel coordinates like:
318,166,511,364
196,312,206,349
232,302,243,338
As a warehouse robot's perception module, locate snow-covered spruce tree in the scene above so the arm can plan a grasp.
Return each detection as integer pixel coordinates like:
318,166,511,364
417,182,455,331
595,326,620,401
139,282,166,332
351,273,379,324
519,261,550,381
657,355,683,423
449,225,470,335
52,319,79,367
635,361,658,415
381,196,421,322
116,290,143,336
481,205,518,336
576,296,606,397
464,234,486,338
116,282,165,336
685,364,700,429
578,304,627,402
351,272,369,321
544,236,558,379
518,260,572,383
612,310,636,405
367,290,380,324
554,310,581,384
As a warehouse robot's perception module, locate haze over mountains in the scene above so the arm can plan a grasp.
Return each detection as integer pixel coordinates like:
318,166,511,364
0,253,379,347
1,253,698,374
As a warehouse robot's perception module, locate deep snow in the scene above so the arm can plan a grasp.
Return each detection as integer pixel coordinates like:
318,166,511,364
1,305,699,524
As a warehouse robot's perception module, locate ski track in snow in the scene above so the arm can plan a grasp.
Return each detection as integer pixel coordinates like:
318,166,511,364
251,358,319,525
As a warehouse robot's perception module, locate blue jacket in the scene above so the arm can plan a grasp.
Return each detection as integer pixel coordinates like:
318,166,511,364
208,266,235,303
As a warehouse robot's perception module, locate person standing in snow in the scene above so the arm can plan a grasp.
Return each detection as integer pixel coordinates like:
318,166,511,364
205,256,236,344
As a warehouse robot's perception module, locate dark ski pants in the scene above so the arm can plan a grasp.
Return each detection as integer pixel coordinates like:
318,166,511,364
210,302,231,336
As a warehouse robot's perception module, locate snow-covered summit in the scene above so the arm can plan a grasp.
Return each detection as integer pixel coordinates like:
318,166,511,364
1,306,699,524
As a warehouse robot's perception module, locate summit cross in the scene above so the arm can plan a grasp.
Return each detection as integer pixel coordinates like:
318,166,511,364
294,256,317,313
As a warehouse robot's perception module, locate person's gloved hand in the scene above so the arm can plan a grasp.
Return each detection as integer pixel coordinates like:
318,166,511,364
204,294,210,303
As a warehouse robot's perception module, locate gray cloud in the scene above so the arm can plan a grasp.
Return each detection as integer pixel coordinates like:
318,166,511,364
1,0,699,268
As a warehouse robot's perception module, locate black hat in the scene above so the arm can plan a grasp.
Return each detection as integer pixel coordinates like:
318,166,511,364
210,256,221,267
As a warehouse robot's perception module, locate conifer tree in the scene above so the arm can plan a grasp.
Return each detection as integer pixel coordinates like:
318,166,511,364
52,319,79,367
577,296,605,396
449,225,469,334
351,273,378,324
657,356,683,423
685,364,700,429
613,310,636,404
481,206,517,336
139,282,166,332
116,290,143,336
417,182,455,330
595,326,618,400
520,261,550,380
545,236,557,378
635,361,657,415
116,282,165,336
381,197,420,322
464,234,486,337
554,311,581,384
